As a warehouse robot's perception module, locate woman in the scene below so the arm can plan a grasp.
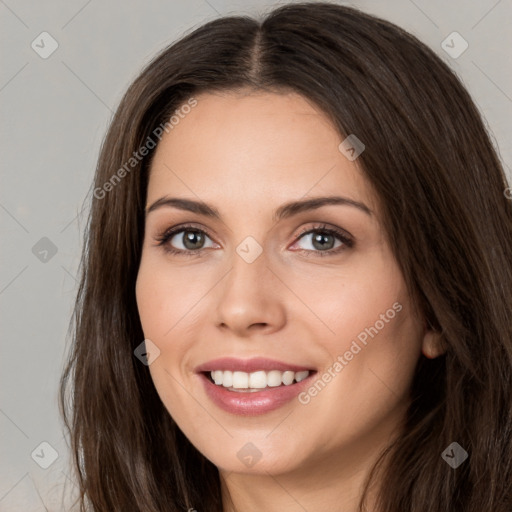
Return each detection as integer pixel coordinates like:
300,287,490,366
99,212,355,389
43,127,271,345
59,2,512,511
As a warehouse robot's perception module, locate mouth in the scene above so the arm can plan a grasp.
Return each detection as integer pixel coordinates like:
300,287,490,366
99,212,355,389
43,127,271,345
195,357,317,415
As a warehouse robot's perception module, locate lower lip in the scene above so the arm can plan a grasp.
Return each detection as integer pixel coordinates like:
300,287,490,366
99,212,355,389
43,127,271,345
198,372,315,416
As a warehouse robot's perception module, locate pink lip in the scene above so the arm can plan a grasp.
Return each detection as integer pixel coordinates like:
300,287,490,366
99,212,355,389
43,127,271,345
195,357,316,416
195,357,313,373
198,373,315,416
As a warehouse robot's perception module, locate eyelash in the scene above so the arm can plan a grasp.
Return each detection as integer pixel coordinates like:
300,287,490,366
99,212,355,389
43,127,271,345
154,222,354,258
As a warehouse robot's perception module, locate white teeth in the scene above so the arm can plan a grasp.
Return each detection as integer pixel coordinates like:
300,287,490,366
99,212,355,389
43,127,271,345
282,371,294,385
295,370,309,382
267,370,283,387
209,369,311,389
213,370,223,385
232,371,249,389
222,370,233,388
248,371,267,389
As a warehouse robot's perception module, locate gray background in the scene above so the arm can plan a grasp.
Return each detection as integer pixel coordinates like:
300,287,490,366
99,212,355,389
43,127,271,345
1,0,511,510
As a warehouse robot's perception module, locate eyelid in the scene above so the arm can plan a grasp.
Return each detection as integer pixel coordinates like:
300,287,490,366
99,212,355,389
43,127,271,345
295,223,353,244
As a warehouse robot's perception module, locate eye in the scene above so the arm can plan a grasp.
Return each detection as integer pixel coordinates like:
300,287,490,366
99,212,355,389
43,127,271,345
291,223,353,257
154,223,217,256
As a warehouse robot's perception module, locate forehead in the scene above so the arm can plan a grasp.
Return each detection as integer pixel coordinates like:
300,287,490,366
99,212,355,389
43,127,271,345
147,90,377,214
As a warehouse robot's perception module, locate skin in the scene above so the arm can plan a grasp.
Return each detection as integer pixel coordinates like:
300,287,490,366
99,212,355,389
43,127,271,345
135,90,441,512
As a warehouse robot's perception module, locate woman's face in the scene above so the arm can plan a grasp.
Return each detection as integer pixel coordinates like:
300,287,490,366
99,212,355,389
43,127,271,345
136,90,429,478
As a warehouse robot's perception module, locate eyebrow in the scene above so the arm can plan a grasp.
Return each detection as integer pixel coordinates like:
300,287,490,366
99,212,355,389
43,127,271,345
145,195,372,221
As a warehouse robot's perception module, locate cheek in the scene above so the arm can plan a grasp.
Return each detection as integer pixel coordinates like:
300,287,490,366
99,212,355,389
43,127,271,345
135,255,199,340
302,254,422,404
297,251,407,348
328,300,421,418
135,269,167,340
135,255,211,390
294,305,422,454
135,261,201,425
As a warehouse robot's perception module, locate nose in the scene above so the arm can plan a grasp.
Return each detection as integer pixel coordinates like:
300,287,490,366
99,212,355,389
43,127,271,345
214,248,287,338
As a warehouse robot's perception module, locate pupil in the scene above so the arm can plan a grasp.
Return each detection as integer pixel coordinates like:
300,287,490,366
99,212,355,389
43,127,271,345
184,231,203,250
313,233,333,250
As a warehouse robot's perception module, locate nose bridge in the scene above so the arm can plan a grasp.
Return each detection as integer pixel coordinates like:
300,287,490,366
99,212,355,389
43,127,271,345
228,236,269,294
214,237,286,334
223,236,272,303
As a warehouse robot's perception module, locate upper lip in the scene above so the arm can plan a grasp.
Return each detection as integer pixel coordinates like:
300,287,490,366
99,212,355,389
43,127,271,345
195,357,315,374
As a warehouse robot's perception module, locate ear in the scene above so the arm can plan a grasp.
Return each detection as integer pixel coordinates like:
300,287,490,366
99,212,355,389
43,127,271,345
421,321,445,359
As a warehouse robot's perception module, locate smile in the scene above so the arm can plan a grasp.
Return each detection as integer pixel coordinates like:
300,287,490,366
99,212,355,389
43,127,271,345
195,357,317,415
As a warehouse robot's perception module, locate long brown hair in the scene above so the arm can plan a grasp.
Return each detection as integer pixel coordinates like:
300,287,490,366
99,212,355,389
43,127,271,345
59,2,512,510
